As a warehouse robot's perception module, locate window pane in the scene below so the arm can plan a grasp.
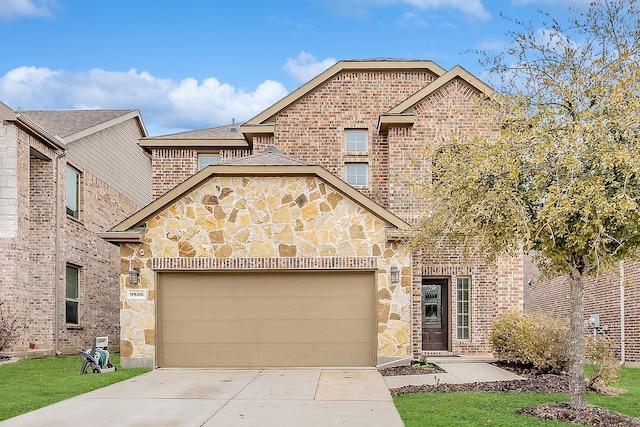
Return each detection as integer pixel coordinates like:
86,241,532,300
345,163,367,185
66,167,79,218
66,266,78,299
456,277,470,340
199,154,220,170
66,301,78,325
66,266,79,324
345,131,367,152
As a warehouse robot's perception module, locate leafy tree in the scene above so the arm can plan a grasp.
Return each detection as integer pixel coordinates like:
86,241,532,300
413,0,640,409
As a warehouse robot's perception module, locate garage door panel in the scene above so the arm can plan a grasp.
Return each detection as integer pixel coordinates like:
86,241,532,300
162,319,373,343
161,343,374,368
157,272,376,367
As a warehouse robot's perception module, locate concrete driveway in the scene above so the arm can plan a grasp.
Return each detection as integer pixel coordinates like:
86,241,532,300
1,368,404,427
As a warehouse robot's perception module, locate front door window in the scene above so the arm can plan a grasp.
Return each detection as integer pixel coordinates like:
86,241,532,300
422,284,441,328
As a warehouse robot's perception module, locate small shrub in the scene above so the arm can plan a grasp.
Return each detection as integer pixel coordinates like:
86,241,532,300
490,311,569,374
586,335,619,390
0,301,20,351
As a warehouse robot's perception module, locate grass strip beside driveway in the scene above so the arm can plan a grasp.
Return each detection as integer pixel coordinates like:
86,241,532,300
393,367,640,427
0,354,150,421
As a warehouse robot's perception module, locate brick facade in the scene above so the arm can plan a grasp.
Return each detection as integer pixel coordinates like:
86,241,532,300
525,259,640,364
130,61,525,362
0,108,147,356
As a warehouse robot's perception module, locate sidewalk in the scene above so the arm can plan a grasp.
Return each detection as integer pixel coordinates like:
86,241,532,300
383,360,525,388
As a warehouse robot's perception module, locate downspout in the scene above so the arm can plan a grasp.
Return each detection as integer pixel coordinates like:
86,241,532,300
619,261,625,365
54,149,66,356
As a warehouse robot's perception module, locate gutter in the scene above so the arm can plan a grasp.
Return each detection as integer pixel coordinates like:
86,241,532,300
620,261,625,365
54,149,66,356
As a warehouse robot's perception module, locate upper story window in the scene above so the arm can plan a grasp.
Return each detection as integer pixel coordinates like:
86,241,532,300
345,163,368,186
345,130,367,152
199,153,220,170
66,166,80,218
66,264,80,325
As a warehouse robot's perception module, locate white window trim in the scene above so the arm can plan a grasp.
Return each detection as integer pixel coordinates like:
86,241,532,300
66,166,81,219
456,276,471,340
65,264,80,325
345,162,368,186
198,153,220,170
345,129,368,153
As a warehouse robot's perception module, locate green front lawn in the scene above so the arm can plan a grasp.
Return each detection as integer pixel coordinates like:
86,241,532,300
394,367,640,427
0,354,150,421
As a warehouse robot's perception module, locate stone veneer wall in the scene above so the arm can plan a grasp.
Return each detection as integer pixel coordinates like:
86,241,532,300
119,175,411,367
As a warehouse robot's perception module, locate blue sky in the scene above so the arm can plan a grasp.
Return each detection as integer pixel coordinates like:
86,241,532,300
0,0,591,135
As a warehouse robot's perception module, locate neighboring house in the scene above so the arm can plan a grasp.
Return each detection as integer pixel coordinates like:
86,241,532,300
102,59,524,369
524,256,640,365
0,102,152,356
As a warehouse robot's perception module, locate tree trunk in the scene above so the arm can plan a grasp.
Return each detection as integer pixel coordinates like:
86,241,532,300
568,265,586,409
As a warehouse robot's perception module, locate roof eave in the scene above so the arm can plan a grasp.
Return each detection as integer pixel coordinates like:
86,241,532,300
15,114,67,151
98,231,142,244
64,110,146,143
238,124,275,145
243,60,447,127
139,138,249,149
387,65,495,115
377,114,415,134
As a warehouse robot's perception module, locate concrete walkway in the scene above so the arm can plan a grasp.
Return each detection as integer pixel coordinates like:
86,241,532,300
384,361,525,388
0,368,404,427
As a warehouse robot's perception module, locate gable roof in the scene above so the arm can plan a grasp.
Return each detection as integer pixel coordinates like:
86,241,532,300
0,101,66,151
223,146,308,166
378,65,495,132
18,109,148,142
139,123,248,148
240,59,447,141
101,150,410,240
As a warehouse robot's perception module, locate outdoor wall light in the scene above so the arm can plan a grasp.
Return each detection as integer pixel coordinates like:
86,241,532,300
390,266,400,284
128,268,140,285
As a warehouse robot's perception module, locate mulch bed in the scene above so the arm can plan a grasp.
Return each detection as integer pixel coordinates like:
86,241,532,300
381,361,640,427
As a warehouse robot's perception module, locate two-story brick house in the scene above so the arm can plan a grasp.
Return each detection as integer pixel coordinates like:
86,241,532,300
0,102,151,356
102,59,524,368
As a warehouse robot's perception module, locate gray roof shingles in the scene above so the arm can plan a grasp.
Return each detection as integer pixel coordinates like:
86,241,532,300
19,110,136,138
222,147,309,167
152,123,244,140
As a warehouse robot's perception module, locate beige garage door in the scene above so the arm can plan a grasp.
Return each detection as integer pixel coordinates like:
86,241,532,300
157,271,376,368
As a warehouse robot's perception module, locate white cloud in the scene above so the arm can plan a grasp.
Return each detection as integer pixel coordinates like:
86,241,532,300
397,11,428,27
511,0,591,6
0,66,289,135
0,0,55,21
318,0,490,20
404,0,489,20
477,39,506,52
283,52,337,83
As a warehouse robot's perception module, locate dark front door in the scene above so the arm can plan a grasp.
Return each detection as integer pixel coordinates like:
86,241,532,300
421,278,449,351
